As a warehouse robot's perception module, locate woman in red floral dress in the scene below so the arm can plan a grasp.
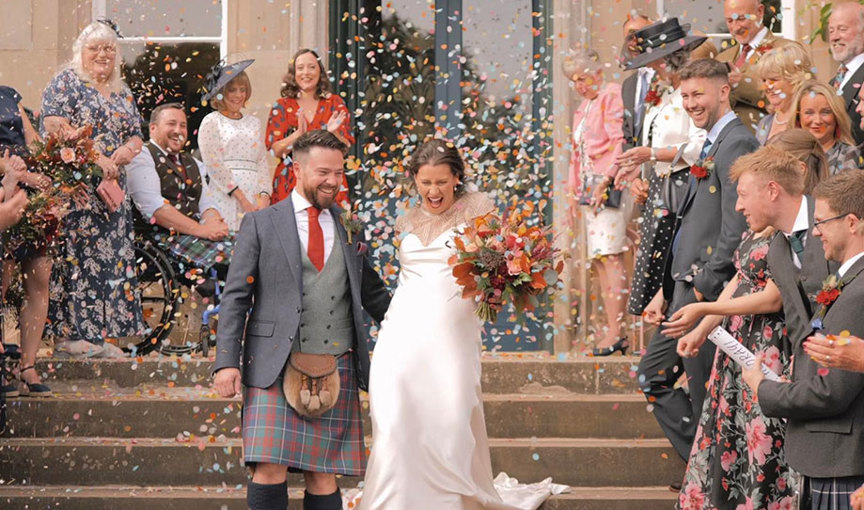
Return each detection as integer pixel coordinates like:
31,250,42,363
266,48,354,205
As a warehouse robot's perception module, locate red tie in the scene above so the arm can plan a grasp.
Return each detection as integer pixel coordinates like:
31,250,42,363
734,43,752,69
307,207,325,271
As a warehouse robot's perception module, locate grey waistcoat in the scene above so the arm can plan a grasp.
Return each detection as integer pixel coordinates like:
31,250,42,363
296,242,354,355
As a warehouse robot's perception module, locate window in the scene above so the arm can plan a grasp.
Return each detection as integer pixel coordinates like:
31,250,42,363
92,0,228,148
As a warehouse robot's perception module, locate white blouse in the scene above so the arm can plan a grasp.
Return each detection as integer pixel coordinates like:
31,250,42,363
197,111,272,231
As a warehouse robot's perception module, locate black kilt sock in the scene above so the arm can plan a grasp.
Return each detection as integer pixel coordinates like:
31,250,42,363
303,489,341,510
247,481,288,510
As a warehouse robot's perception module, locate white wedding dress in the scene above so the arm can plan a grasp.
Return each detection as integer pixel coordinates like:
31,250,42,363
354,193,565,510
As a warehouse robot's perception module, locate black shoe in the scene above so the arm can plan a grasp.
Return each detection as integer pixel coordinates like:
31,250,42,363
591,338,629,357
669,480,682,492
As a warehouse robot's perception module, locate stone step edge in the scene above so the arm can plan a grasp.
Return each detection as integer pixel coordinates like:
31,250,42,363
1,437,672,448
5,392,646,403
0,485,678,501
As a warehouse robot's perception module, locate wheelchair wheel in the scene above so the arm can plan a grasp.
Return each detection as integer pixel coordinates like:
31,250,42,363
132,240,179,355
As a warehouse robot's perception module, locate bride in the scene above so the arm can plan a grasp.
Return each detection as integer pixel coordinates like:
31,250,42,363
357,140,561,510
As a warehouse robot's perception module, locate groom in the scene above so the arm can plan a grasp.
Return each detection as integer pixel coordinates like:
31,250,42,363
213,130,391,510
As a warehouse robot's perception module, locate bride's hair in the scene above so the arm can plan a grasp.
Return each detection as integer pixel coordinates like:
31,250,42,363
406,139,466,196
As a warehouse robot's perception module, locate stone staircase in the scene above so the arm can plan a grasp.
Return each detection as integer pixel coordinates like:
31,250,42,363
0,355,682,509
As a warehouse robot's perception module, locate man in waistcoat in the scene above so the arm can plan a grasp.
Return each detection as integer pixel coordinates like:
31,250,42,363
213,130,391,510
127,102,231,276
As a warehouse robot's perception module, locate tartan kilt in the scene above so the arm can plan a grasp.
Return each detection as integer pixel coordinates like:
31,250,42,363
242,353,366,476
153,233,232,273
804,475,864,510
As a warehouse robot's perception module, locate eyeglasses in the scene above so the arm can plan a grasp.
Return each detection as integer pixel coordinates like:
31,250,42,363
85,45,117,55
813,213,849,233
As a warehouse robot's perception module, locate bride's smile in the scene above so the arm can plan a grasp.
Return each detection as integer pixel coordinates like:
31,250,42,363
416,162,460,215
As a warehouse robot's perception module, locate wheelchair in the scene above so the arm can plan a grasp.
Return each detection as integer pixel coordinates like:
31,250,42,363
131,233,223,357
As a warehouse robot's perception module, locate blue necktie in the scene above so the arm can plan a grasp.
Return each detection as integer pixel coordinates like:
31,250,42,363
671,139,714,256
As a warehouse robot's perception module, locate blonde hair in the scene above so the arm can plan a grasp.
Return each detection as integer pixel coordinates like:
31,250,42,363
69,22,124,94
756,41,813,87
210,71,252,112
766,128,828,195
729,145,805,196
791,80,855,146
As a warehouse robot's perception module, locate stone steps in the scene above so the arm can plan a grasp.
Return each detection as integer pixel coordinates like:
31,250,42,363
0,485,678,509
0,436,680,488
4,386,662,440
32,355,642,394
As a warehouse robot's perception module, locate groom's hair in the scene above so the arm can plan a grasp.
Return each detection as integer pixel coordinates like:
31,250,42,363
293,130,347,159
729,146,804,196
813,171,864,222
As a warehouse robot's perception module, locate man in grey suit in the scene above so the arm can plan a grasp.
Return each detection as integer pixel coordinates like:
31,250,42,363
744,171,864,509
620,13,653,151
637,58,757,463
213,130,391,510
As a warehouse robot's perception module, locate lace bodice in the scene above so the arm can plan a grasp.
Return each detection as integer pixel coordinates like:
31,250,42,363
395,192,495,246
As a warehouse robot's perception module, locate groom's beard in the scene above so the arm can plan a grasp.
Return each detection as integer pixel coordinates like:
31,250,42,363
303,182,337,210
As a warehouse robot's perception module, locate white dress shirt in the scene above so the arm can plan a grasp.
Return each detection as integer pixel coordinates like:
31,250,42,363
781,196,809,268
838,251,864,278
839,52,864,94
292,188,336,263
126,141,218,219
743,27,769,61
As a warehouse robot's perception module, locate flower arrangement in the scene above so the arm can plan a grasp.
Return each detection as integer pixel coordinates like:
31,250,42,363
1,126,100,257
448,203,564,322
690,156,715,180
340,201,364,245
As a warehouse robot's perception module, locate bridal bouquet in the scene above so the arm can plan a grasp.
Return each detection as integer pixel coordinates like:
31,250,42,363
1,126,99,257
449,204,563,322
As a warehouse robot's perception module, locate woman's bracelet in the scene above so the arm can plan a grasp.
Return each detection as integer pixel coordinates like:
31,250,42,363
258,191,271,199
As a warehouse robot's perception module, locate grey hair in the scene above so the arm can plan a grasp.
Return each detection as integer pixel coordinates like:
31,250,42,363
69,22,124,94
562,50,602,78
664,48,691,73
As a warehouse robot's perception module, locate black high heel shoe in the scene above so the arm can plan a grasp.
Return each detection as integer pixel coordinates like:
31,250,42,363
18,366,51,397
591,338,629,357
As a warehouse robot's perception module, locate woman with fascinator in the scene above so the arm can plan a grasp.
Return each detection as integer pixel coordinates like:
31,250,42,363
197,60,272,231
612,18,715,320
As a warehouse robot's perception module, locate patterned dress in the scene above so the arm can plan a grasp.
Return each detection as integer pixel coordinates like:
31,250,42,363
40,69,144,344
826,141,862,175
678,231,798,510
265,94,354,205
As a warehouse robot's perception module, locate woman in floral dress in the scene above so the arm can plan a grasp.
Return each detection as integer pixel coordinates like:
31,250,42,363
663,230,797,509
40,21,144,357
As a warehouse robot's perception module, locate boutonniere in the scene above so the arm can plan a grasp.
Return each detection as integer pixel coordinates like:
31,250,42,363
811,274,843,330
690,157,715,180
643,75,668,107
340,202,363,244
755,43,774,55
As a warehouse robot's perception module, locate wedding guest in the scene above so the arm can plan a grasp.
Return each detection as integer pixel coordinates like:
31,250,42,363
827,1,864,145
666,147,804,508
716,0,793,131
638,58,756,467
767,128,829,194
0,157,26,232
754,42,813,144
0,154,28,397
198,60,271,232
40,21,144,358
0,87,52,396
613,18,709,318
564,50,630,355
267,48,354,205
620,14,654,150
743,170,864,510
127,102,231,276
792,80,862,175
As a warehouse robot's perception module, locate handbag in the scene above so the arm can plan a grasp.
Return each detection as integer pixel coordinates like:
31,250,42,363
96,178,126,213
282,352,340,418
578,174,622,209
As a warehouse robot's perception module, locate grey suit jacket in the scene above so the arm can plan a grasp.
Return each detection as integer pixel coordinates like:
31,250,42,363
841,63,864,147
669,116,757,301
766,197,836,348
212,196,391,390
759,256,864,478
